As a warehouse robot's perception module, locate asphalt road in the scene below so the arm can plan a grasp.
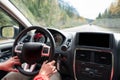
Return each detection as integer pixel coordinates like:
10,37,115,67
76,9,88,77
62,24,118,33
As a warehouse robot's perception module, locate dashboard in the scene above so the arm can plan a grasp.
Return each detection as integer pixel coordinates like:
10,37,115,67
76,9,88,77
44,29,119,80
30,28,119,80
1,28,120,80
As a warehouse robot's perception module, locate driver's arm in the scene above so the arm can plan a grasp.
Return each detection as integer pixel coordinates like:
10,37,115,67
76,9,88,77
34,60,57,80
0,56,20,72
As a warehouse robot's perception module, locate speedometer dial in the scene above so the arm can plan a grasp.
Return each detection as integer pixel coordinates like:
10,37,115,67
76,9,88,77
34,33,46,43
53,33,63,47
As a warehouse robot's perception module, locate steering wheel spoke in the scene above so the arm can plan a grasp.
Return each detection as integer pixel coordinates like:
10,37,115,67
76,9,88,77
14,44,23,54
41,44,50,57
22,63,37,72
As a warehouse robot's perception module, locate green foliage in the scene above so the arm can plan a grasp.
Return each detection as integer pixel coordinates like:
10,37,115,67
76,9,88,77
11,0,87,29
0,9,17,26
94,0,120,30
97,0,120,19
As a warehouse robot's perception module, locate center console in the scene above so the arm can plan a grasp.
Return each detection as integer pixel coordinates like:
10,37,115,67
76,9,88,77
74,49,112,80
74,33,113,80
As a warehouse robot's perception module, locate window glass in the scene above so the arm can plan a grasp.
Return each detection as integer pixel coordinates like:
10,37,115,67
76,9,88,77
0,9,19,42
10,0,120,33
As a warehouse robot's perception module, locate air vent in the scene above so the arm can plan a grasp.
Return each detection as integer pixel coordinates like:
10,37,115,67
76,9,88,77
94,52,112,65
76,50,91,62
1,48,12,52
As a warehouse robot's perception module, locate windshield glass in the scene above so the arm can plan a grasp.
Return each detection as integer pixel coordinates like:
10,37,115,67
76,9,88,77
10,0,120,33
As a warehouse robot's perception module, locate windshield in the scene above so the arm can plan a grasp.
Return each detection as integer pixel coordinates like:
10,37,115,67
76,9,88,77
10,0,120,33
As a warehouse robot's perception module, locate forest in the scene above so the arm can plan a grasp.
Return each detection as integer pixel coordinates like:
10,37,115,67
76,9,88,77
94,0,120,29
97,0,120,18
10,0,87,29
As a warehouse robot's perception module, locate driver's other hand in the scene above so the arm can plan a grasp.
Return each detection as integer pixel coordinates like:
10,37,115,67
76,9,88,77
0,56,21,72
39,60,57,78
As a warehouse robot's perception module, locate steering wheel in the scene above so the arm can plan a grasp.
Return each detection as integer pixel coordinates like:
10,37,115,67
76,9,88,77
12,26,56,76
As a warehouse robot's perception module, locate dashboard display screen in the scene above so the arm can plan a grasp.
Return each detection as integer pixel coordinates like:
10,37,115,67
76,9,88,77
78,33,111,48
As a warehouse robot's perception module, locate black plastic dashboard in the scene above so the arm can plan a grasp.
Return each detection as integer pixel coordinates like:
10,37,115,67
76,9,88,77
0,28,120,80
29,29,119,80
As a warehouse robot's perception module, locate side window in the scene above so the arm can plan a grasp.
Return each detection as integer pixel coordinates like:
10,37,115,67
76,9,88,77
0,9,19,42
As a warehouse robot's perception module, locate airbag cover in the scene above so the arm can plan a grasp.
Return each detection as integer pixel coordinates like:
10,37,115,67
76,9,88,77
21,42,43,64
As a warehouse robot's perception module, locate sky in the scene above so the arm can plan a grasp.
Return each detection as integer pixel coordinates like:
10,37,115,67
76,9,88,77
64,0,114,19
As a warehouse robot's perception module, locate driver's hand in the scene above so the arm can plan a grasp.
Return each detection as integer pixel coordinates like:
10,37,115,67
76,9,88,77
39,60,57,78
0,56,21,72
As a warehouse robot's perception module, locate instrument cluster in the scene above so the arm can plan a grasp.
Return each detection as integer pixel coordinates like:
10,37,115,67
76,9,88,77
33,29,65,47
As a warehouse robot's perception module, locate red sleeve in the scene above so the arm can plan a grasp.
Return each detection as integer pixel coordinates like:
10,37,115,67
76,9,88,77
34,74,49,80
